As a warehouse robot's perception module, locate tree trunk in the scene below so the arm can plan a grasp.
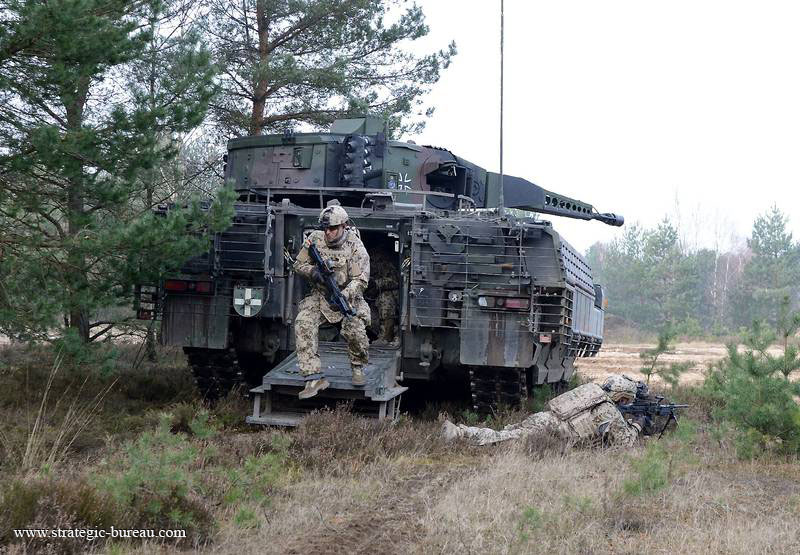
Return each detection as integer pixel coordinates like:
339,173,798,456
64,76,91,342
249,0,269,136
145,26,158,361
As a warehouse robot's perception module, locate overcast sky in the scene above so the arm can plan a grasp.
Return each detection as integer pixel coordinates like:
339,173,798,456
406,0,800,254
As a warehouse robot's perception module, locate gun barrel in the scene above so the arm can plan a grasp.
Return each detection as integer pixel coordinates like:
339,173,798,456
592,212,625,227
491,174,624,227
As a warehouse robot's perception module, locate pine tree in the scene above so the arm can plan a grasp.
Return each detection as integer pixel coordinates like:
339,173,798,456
734,206,799,327
642,218,682,328
703,297,800,457
203,0,456,137
0,0,233,343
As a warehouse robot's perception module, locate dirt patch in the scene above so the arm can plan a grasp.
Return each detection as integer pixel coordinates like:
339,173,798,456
278,465,467,555
576,342,752,386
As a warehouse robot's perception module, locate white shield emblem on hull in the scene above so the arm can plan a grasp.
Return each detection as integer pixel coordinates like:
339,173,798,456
233,286,264,317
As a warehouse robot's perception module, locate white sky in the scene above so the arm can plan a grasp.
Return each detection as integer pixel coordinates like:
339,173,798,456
407,0,800,254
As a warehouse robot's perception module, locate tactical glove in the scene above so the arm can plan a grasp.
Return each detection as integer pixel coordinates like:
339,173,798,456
341,283,360,302
310,268,323,283
631,415,648,434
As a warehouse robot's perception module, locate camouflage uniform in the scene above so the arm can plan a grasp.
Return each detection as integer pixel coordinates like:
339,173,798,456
366,248,399,343
293,228,371,378
443,379,641,447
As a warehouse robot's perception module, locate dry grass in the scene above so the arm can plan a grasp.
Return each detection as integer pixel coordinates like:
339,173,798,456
417,435,800,554
289,405,482,475
2,342,800,554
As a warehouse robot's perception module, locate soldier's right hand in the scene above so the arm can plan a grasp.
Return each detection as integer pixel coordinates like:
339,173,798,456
631,415,648,434
311,268,323,283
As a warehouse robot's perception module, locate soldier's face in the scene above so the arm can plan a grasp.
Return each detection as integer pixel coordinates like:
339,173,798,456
324,224,345,243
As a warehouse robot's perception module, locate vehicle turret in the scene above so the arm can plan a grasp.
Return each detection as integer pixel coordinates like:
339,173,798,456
224,116,623,226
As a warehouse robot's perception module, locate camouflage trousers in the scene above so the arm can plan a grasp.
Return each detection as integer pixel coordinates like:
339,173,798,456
451,404,639,447
294,293,370,377
452,411,564,446
376,290,397,320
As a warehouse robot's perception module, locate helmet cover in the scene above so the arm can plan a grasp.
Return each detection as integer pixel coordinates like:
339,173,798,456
601,374,638,403
319,205,349,228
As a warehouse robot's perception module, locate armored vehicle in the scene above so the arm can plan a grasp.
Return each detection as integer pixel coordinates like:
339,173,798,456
137,116,623,425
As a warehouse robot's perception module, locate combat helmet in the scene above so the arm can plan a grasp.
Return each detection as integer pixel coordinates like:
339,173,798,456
319,205,349,228
602,374,638,403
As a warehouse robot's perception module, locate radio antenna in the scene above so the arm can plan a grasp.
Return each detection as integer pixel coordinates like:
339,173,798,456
499,0,505,207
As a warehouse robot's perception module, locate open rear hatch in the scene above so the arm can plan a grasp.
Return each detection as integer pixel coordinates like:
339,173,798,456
247,342,407,427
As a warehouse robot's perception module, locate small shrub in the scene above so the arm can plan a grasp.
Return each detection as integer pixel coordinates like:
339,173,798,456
167,401,204,435
562,494,594,515
233,506,259,529
118,365,196,403
701,306,800,458
622,443,670,496
96,414,215,543
517,506,544,542
528,384,555,414
640,329,691,387
459,409,482,426
165,403,218,439
0,476,118,551
220,437,288,507
210,386,253,431
621,418,697,497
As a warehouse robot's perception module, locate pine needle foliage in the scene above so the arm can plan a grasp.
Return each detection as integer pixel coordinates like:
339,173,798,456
203,0,457,137
0,0,234,343
639,328,692,387
702,297,800,457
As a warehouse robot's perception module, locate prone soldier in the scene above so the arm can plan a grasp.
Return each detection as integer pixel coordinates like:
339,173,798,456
293,204,371,399
442,374,646,446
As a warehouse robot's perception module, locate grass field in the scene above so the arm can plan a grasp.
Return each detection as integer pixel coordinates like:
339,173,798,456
1,342,799,554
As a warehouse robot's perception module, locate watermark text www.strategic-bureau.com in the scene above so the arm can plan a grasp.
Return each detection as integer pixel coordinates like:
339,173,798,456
13,527,187,541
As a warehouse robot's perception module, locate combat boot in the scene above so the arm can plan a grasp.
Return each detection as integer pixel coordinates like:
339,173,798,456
351,366,366,387
299,377,330,399
441,420,461,441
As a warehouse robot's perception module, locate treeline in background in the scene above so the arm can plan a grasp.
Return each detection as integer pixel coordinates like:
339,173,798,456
587,205,799,337
0,0,454,345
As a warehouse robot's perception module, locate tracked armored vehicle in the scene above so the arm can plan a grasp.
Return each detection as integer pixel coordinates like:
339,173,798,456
137,116,623,425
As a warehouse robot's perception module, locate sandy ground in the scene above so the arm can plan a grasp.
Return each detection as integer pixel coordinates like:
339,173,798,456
576,342,740,386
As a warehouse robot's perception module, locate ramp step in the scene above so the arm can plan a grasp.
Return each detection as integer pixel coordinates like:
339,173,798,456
262,342,401,399
246,412,303,427
247,342,404,427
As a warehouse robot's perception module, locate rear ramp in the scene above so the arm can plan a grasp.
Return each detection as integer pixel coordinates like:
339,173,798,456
247,342,407,427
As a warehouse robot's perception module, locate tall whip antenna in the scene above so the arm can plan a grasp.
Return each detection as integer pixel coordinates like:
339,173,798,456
499,0,505,206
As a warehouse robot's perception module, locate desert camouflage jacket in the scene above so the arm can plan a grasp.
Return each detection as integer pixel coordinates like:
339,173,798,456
294,229,370,323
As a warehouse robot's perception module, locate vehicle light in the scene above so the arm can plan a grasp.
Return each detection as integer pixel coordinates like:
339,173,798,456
495,297,505,307
478,296,489,307
194,281,212,294
164,280,187,292
137,309,154,320
504,298,529,309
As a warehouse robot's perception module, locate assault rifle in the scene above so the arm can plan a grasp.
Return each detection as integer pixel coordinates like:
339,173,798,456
308,242,356,317
617,395,689,439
